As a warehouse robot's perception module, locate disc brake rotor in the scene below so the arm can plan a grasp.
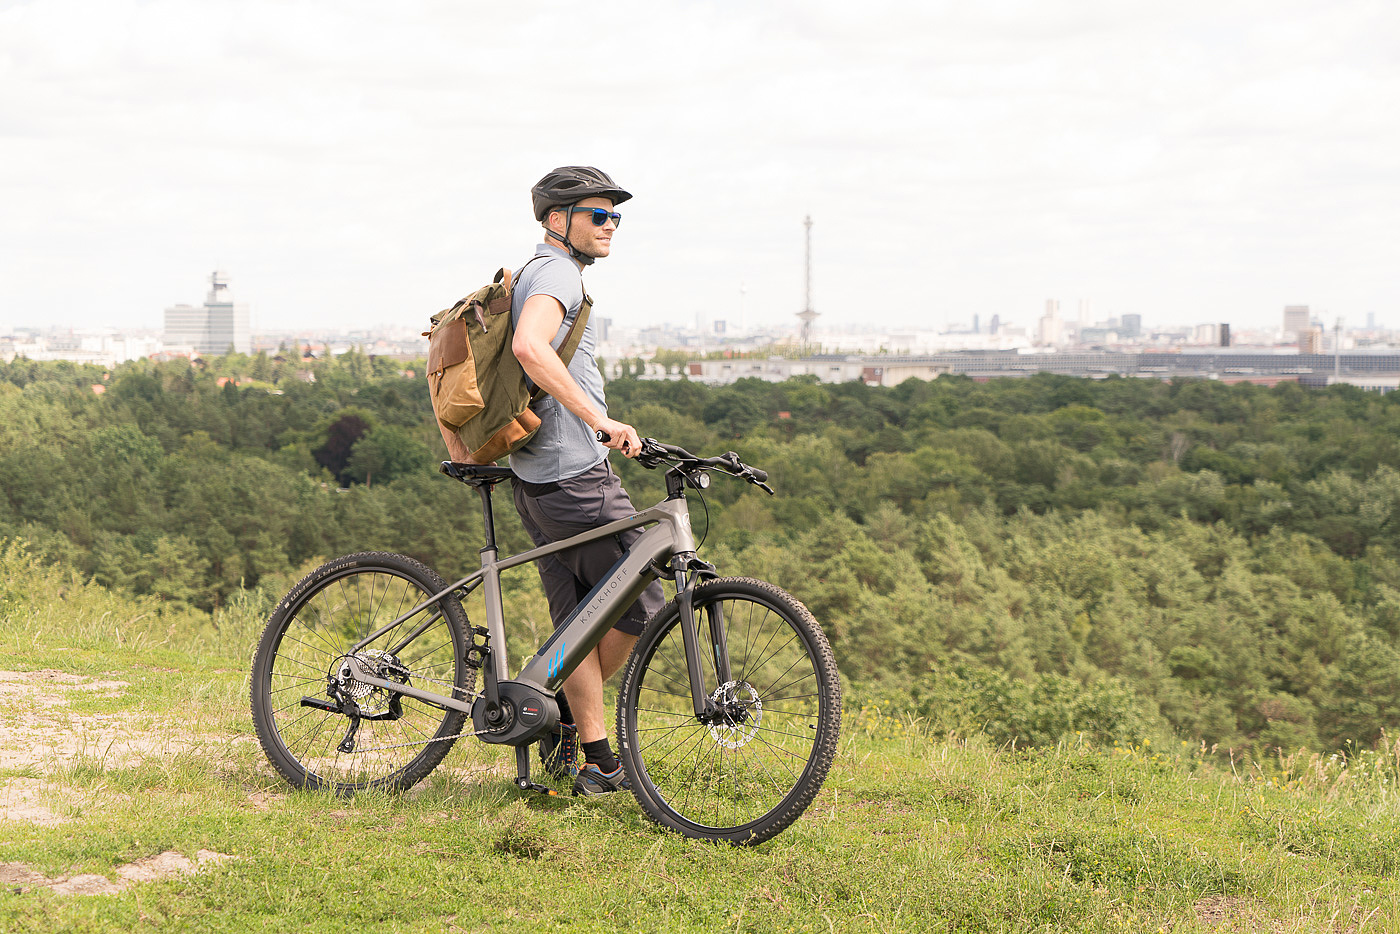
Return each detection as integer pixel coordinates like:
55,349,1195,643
707,680,761,749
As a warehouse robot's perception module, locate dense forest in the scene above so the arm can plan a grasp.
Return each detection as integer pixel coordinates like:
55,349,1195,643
3,351,1400,756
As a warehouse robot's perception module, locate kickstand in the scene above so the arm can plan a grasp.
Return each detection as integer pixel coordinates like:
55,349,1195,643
513,745,559,797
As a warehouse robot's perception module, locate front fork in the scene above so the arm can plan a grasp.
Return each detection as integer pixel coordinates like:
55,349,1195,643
672,555,728,719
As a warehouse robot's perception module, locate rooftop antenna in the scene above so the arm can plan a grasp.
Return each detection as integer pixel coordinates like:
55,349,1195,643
796,215,818,349
1334,316,1342,380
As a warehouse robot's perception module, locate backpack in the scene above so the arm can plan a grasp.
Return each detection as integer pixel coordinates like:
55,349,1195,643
425,259,592,464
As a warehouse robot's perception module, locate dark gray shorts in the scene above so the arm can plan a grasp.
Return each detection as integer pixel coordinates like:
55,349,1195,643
511,459,665,637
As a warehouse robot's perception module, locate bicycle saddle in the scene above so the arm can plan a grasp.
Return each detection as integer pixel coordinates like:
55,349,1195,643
440,461,516,485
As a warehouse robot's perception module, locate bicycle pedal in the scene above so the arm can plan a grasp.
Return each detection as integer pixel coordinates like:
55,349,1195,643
515,778,559,797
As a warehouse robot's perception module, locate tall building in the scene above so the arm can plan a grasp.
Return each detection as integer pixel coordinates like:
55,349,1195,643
1283,305,1310,337
164,270,251,355
1300,327,1323,354
1219,323,1231,347
1121,314,1142,338
1037,300,1063,346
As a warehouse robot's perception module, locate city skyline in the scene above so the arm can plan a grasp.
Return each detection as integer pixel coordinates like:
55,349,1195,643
8,288,1388,349
3,1,1397,335
9,271,1374,343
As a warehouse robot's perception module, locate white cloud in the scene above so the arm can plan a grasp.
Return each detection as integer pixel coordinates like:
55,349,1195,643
1,0,1396,335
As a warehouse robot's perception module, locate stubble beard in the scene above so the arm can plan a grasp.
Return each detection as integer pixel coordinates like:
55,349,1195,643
568,226,611,260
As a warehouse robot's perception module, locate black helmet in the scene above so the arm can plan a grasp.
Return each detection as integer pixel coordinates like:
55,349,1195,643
531,166,632,221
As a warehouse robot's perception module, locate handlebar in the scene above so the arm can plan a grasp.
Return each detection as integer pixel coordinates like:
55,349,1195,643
595,431,773,494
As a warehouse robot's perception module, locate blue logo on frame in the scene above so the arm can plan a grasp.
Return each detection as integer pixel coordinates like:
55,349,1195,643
548,641,567,679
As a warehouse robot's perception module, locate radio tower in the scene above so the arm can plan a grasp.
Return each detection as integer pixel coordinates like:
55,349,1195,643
796,215,818,349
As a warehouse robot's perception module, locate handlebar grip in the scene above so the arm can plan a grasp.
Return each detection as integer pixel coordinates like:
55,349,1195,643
596,429,611,443
749,467,768,483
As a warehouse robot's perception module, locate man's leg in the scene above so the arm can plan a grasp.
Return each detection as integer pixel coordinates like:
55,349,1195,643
562,629,638,744
598,628,638,681
562,651,606,744
512,483,589,779
512,462,664,791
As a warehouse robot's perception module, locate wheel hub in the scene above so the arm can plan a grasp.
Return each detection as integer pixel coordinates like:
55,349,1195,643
705,680,761,749
332,649,409,716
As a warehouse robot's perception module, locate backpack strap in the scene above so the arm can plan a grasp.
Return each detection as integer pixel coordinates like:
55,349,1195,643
555,293,592,366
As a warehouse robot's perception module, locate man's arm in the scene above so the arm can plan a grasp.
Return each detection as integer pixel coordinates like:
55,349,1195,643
513,293,641,457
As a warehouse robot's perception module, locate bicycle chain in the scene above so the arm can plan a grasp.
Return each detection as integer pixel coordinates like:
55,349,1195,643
350,726,488,753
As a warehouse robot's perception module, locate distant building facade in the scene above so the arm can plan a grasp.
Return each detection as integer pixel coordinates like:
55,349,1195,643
164,270,251,355
1037,300,1063,346
686,350,1400,390
1283,305,1311,337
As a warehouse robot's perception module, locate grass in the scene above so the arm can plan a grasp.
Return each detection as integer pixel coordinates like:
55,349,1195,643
2,545,1399,932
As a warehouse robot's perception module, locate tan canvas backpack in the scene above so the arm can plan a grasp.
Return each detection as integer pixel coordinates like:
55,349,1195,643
425,260,592,464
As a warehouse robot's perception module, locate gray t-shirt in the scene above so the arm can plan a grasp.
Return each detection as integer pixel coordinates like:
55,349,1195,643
506,242,609,483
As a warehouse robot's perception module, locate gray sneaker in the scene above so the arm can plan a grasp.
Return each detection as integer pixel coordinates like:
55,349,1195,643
572,762,631,797
538,722,578,780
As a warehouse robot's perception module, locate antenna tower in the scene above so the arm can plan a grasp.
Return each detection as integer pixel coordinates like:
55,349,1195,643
796,215,818,348
1334,317,1342,379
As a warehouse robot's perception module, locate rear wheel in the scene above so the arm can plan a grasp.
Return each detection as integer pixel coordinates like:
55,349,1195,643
616,578,841,844
250,552,474,793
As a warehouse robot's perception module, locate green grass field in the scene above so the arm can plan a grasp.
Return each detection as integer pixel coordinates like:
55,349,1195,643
2,547,1398,933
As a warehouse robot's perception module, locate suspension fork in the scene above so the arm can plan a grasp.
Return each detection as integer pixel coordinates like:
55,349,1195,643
673,556,730,719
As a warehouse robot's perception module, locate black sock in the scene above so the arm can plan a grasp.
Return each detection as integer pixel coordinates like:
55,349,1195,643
582,738,619,773
556,691,573,725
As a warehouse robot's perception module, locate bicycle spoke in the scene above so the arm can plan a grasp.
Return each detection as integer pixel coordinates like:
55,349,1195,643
253,558,473,793
621,581,839,843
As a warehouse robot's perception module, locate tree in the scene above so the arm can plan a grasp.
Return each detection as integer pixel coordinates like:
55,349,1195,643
314,412,373,484
345,425,432,487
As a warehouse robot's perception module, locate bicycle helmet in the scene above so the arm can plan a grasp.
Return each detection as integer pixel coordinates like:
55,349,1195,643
531,166,632,221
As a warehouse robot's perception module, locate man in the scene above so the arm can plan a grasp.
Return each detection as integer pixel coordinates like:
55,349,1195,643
443,166,663,795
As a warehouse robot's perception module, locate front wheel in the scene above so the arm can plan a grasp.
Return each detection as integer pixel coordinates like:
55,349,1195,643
616,578,841,844
250,552,474,793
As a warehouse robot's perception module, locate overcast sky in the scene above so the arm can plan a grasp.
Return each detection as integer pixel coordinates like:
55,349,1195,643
2,0,1396,336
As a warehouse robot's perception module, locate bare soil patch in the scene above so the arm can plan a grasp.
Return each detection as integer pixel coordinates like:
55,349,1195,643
0,667,221,773
0,667,249,826
1193,896,1283,932
0,778,70,826
0,668,129,703
1,850,235,896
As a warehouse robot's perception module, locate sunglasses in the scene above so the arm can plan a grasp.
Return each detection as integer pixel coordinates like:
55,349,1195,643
569,206,622,227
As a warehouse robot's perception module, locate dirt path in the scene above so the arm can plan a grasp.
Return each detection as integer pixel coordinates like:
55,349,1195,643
0,668,238,893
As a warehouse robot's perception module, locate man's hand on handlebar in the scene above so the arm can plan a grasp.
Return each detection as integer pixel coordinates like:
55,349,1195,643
593,418,642,458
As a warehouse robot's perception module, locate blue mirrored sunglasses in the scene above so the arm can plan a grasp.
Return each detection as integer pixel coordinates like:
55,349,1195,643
569,207,622,227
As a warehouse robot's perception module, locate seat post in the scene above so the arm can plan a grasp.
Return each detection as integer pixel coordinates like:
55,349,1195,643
477,484,498,550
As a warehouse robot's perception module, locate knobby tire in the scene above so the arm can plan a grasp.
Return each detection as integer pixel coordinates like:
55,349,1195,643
616,577,841,845
250,552,473,793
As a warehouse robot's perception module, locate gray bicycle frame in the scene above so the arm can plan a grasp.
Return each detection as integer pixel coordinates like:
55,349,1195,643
343,491,725,721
